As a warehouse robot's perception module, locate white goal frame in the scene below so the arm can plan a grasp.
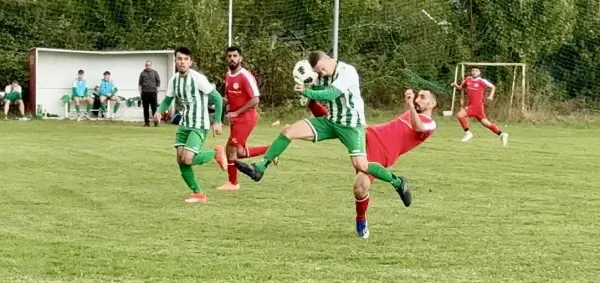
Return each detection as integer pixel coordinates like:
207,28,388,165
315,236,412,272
451,62,527,116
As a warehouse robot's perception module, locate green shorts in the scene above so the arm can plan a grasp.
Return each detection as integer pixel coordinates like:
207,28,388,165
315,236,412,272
304,117,366,156
174,126,207,154
71,94,89,101
4,93,22,102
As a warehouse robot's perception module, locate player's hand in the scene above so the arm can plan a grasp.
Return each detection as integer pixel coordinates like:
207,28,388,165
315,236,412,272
294,84,304,94
450,82,459,88
153,112,162,123
211,123,222,137
225,111,238,119
404,89,415,103
487,95,494,101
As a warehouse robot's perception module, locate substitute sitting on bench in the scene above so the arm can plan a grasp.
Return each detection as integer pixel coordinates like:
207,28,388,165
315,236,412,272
95,71,121,118
3,80,28,121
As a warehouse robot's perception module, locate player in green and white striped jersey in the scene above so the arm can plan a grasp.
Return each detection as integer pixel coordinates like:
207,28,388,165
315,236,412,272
236,51,410,197
154,47,227,204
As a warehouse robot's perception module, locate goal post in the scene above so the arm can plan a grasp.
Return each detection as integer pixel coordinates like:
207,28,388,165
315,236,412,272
451,62,527,117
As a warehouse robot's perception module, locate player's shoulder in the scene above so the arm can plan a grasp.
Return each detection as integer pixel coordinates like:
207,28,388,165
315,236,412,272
337,61,357,72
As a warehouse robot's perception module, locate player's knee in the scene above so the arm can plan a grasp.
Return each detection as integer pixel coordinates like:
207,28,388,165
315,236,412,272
352,158,369,173
353,174,370,198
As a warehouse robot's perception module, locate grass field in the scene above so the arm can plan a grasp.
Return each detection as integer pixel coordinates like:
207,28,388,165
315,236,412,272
0,117,599,282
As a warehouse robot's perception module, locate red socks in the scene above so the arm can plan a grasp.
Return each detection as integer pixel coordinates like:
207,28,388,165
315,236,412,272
244,146,269,158
308,100,328,117
457,116,469,131
227,161,238,185
488,123,501,135
355,194,370,221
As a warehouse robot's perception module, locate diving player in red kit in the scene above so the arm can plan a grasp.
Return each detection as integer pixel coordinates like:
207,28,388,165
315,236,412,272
217,46,276,191
450,67,509,146
305,89,437,239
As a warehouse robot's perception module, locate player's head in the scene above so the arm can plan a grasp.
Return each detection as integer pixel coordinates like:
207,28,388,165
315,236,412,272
174,46,193,74
225,46,243,71
103,71,110,80
11,80,18,86
414,89,437,114
308,51,335,77
145,60,152,70
77,69,84,79
471,67,481,77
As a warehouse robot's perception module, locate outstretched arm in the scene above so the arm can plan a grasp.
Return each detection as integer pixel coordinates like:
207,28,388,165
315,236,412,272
301,87,341,101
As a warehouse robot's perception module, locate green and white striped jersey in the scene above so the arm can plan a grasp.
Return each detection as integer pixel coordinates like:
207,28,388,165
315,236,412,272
166,69,216,130
314,62,366,128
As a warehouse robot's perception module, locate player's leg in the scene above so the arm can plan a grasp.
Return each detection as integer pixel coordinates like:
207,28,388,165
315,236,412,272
176,127,227,203
338,124,412,207
235,117,334,182
72,96,82,117
83,96,93,118
109,95,121,116
479,116,509,147
141,92,151,126
457,107,473,142
354,172,372,239
15,99,27,120
99,95,108,115
2,98,10,119
307,100,328,117
236,118,270,159
150,92,158,126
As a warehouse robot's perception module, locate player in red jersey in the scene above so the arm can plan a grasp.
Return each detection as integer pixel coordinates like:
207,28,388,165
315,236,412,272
217,46,275,191
451,67,509,146
304,89,436,239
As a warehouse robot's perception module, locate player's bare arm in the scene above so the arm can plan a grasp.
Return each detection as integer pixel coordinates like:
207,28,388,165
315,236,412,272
226,96,259,118
450,81,463,91
487,85,496,100
405,89,427,132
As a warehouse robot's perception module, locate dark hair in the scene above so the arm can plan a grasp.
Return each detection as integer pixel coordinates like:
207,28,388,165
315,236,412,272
422,88,437,102
308,51,325,68
12,80,18,84
174,46,193,57
103,71,110,75
226,46,242,55
78,69,84,74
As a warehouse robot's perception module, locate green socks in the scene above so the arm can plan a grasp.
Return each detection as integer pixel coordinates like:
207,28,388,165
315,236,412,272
192,150,216,166
367,162,402,187
256,134,291,172
113,102,120,113
100,102,107,113
75,105,80,114
86,104,92,113
179,164,201,193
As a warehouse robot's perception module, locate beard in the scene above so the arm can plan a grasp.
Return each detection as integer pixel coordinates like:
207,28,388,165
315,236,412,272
414,103,424,113
228,61,240,71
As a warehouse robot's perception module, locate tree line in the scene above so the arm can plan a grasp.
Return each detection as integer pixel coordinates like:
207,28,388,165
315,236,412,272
1,0,599,111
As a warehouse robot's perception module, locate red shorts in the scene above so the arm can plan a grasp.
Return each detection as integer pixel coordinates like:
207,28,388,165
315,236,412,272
363,128,399,183
228,112,258,148
465,105,487,120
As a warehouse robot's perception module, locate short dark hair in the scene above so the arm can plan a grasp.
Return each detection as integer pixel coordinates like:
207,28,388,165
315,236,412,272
12,80,18,84
422,88,437,103
103,71,110,75
226,46,242,55
308,51,326,68
174,46,193,57
78,70,84,74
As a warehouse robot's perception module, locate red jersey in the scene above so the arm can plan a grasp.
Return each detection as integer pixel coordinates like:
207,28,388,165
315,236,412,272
367,111,436,159
461,76,494,108
225,68,260,117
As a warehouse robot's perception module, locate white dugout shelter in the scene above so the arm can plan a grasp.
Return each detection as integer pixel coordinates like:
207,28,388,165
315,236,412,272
28,48,175,120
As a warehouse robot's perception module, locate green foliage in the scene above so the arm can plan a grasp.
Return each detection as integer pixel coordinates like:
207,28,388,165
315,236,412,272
0,0,599,109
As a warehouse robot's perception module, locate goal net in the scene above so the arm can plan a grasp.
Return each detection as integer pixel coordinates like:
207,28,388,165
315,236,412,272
1,0,600,117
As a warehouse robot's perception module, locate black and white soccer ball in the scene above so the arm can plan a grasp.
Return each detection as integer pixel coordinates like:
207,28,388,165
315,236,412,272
293,60,318,87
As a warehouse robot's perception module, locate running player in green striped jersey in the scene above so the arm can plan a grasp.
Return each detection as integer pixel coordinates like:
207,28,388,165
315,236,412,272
154,47,228,203
235,51,411,205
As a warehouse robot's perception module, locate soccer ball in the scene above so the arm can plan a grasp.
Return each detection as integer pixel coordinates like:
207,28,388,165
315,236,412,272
293,60,318,86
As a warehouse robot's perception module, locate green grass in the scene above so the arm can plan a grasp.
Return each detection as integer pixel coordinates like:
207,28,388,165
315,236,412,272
0,117,599,282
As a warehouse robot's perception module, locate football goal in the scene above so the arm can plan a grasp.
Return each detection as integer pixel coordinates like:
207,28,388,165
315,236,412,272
28,48,176,120
450,62,527,117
